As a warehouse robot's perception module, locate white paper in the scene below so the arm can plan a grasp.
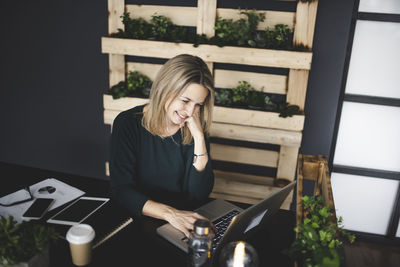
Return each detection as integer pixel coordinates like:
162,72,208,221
0,178,85,223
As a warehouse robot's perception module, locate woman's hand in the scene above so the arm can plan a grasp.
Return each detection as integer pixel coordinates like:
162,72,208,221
182,107,203,140
165,209,208,237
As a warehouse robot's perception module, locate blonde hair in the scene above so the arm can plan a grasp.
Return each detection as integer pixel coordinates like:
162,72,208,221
142,54,215,144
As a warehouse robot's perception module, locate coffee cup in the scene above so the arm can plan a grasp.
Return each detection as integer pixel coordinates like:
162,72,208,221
66,224,95,266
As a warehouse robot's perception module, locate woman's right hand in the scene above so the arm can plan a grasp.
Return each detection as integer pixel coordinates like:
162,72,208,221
165,208,209,237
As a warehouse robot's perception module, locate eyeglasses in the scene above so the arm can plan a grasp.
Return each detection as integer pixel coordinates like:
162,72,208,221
0,186,34,207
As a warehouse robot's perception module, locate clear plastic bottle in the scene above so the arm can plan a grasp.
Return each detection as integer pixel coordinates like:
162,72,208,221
187,219,214,267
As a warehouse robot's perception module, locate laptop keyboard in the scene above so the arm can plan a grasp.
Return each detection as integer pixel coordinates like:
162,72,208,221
211,209,240,250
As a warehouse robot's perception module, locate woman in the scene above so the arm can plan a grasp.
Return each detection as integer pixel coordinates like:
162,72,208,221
109,54,215,237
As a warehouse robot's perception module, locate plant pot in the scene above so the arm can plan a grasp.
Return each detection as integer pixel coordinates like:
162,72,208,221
1,247,49,267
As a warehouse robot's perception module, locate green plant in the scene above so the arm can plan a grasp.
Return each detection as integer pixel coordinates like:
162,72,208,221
264,24,292,49
235,10,265,47
285,196,355,267
215,88,232,106
232,81,251,106
214,17,237,46
109,71,152,99
111,13,152,39
247,89,265,108
0,216,59,266
277,102,301,117
150,14,173,40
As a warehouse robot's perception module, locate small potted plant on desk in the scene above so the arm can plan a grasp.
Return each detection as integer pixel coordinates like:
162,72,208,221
285,195,355,267
0,216,59,267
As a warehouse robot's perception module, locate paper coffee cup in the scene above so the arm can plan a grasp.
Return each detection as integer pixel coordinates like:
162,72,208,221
66,224,95,266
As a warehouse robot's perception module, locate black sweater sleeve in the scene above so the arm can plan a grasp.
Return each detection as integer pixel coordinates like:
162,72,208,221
109,111,149,218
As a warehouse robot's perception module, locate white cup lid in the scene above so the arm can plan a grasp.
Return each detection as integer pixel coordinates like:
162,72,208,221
66,224,95,244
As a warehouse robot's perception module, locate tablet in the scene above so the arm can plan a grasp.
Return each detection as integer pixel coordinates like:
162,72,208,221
47,196,109,225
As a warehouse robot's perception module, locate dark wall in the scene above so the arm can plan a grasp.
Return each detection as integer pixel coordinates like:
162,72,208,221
0,0,355,180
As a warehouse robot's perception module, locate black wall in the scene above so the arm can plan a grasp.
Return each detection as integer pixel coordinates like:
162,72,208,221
0,0,356,180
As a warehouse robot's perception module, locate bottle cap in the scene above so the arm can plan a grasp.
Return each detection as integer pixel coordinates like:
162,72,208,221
194,219,211,236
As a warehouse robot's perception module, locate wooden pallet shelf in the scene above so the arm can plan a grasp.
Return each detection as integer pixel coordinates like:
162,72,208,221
102,0,320,209
102,37,313,70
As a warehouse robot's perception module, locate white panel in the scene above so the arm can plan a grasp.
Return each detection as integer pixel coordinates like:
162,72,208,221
334,102,400,172
331,172,398,235
359,0,400,14
345,20,400,99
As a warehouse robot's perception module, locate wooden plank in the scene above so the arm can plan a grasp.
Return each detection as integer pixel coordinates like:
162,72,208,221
212,176,281,200
213,106,304,131
213,169,274,186
216,9,295,30
126,5,197,27
286,69,309,110
103,95,305,131
109,54,125,87
293,0,319,49
210,122,302,146
107,0,125,88
197,0,217,37
210,143,279,168
108,0,124,34
276,145,299,181
101,37,313,70
103,94,148,111
127,62,162,81
125,5,295,30
214,69,287,95
211,176,293,209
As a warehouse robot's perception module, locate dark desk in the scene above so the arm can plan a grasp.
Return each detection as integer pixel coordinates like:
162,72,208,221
0,164,295,267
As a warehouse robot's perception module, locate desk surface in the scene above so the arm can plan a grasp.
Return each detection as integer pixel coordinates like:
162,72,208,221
0,163,296,267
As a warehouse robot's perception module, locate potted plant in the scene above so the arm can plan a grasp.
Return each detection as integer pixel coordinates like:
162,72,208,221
0,216,59,267
285,195,355,267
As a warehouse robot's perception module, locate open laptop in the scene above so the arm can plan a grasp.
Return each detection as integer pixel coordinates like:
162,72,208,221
157,181,296,258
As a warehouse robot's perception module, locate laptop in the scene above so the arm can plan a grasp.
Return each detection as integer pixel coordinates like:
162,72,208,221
157,181,296,258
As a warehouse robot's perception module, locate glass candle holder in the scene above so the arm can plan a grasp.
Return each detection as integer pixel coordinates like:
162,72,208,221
218,241,259,267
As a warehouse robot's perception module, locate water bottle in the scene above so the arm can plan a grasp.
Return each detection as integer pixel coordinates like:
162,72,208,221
187,219,214,267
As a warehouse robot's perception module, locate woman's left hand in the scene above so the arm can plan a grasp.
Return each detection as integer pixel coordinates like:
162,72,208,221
182,108,203,140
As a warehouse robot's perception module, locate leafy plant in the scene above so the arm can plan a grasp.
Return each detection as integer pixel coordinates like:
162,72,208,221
277,102,301,118
215,88,232,106
285,196,355,267
247,89,265,108
109,71,152,99
150,14,173,40
264,24,292,49
264,95,277,111
111,13,152,39
235,10,265,47
0,216,59,266
232,81,251,106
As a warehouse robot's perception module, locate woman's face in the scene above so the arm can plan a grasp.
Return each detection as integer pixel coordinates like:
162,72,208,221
165,83,209,127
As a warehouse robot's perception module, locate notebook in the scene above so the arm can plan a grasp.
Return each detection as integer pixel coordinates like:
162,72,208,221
48,199,133,249
157,181,296,258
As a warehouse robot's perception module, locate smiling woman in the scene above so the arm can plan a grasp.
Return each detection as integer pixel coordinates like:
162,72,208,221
109,54,215,237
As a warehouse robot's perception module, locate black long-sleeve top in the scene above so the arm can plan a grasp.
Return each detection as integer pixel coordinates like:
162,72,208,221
109,105,214,218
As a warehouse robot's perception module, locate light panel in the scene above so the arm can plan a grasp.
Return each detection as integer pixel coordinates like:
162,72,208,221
334,102,400,172
345,20,400,99
331,172,398,235
359,0,400,14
